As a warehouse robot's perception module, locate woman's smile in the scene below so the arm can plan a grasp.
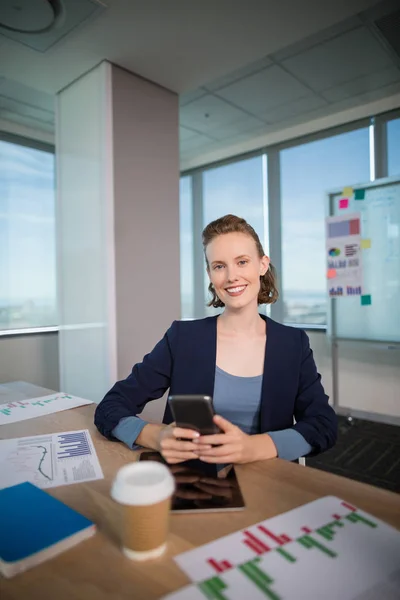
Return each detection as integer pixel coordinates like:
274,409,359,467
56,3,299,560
224,285,247,297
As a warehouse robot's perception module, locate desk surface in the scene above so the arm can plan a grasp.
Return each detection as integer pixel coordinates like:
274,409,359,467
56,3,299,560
1,383,399,600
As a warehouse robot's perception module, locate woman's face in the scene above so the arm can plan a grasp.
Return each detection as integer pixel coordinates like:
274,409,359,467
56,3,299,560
206,232,269,311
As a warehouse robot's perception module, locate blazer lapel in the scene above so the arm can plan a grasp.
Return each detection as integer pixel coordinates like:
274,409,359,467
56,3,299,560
260,315,282,432
203,316,218,397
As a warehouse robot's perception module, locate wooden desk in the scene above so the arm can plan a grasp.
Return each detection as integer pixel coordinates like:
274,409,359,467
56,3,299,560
1,383,399,600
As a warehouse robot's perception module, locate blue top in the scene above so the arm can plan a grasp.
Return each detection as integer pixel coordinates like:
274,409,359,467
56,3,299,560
95,315,337,456
112,365,312,462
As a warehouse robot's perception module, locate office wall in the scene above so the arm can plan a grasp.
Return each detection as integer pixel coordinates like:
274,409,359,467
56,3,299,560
111,65,181,379
56,62,180,400
0,333,59,391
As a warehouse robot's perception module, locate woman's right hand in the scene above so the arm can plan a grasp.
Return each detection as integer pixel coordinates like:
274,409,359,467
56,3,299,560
158,423,212,464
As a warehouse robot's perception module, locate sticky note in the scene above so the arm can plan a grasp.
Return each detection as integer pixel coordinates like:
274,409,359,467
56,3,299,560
361,239,371,249
354,189,365,200
327,269,337,279
343,186,353,197
339,198,349,209
361,295,372,306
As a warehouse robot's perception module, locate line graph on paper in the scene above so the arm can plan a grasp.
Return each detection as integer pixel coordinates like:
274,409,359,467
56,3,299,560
0,429,104,490
6,436,54,487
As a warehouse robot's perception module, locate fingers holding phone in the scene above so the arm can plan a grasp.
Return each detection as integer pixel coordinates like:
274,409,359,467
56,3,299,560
158,422,212,464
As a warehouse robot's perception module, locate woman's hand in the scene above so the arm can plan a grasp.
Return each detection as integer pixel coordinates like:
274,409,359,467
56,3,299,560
158,423,212,464
194,415,278,464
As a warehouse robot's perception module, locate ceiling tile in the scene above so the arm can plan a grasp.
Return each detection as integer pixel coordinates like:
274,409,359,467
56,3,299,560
179,126,201,141
262,94,327,123
179,94,250,134
204,55,273,91
321,66,400,102
215,65,311,116
282,26,394,92
179,88,207,106
180,132,216,152
0,78,54,112
211,115,265,140
0,96,54,123
272,16,360,62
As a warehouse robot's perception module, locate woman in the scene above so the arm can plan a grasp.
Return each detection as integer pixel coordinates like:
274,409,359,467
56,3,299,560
95,214,337,464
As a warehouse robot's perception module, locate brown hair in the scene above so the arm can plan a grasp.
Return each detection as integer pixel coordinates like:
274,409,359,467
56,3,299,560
202,214,279,308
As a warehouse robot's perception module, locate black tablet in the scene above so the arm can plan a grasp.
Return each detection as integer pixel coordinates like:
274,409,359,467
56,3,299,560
139,451,246,513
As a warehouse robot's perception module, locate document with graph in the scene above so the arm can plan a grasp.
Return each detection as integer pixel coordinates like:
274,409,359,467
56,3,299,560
0,393,93,425
164,496,400,600
0,429,104,490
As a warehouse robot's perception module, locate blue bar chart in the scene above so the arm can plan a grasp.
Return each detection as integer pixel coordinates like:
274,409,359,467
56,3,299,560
57,431,91,459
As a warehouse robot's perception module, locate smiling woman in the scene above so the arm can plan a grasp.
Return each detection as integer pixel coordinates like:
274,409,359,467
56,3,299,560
95,213,337,466
203,214,278,310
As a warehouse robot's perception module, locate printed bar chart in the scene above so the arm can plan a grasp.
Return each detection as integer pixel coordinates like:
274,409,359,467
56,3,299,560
57,431,91,459
258,525,292,546
207,559,232,574
169,496,400,600
242,530,270,555
0,393,93,425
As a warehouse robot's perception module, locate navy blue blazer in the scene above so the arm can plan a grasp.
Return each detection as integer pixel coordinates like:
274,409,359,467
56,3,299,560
95,315,337,455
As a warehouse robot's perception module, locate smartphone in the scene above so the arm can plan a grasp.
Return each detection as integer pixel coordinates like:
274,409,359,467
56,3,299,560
168,394,221,436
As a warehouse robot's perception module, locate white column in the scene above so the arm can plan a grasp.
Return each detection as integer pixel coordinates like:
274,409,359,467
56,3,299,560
56,62,180,401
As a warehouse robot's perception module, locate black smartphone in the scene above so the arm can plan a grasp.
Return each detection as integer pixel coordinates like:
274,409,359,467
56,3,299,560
168,394,221,436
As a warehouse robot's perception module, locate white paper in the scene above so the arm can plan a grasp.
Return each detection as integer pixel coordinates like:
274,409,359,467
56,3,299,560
326,213,363,297
0,429,104,489
163,496,400,600
0,393,93,425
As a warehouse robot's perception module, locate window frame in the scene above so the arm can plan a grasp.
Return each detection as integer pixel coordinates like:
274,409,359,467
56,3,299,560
0,131,57,335
376,108,400,179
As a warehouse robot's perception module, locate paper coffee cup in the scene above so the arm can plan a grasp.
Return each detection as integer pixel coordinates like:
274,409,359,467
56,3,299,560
111,461,175,561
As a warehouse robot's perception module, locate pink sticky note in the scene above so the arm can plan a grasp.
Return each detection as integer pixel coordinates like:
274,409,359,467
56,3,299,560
339,198,349,209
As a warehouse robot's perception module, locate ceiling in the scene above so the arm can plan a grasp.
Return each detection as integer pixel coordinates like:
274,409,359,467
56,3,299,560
1,0,399,168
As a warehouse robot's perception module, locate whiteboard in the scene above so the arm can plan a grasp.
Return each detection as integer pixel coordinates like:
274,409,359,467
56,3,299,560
328,177,400,343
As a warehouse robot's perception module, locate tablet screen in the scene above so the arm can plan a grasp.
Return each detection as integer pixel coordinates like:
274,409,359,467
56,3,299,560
139,451,245,513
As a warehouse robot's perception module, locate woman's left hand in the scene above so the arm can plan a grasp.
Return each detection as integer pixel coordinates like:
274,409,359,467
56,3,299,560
193,415,278,464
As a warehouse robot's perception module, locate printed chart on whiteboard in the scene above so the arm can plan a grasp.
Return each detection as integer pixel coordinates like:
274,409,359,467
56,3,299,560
163,496,400,600
0,429,104,490
326,213,363,297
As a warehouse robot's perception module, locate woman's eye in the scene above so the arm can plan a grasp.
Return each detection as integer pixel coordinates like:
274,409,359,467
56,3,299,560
214,264,224,270
238,260,248,266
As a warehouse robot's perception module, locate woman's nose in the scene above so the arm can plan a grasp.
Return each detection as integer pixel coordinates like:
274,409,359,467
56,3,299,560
226,267,239,282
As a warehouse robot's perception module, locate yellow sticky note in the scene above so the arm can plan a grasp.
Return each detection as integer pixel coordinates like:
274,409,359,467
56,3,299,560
361,239,371,249
343,186,353,196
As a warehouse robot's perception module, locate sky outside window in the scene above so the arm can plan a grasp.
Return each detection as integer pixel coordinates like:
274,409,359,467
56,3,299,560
0,141,56,330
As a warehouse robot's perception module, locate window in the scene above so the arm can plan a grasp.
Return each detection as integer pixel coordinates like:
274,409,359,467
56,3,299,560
280,128,370,326
202,156,268,314
179,176,194,318
0,140,56,331
387,118,400,177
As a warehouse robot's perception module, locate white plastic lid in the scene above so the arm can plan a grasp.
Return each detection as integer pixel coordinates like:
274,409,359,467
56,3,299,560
111,461,175,506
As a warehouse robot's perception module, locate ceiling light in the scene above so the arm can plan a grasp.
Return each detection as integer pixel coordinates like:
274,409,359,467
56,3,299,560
0,0,65,35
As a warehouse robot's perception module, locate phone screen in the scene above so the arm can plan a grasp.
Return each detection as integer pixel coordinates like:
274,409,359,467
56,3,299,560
169,395,221,436
139,451,245,513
